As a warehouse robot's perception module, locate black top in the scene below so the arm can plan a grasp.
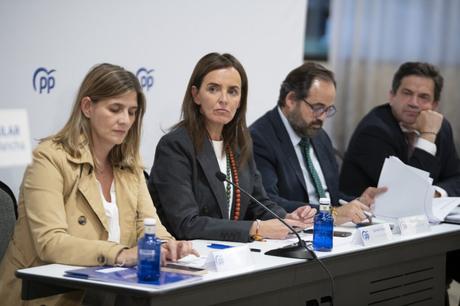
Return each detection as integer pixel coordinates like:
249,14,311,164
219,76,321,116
148,127,286,242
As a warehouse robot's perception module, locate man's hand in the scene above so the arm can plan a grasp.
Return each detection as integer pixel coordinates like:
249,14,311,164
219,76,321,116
359,186,388,207
335,201,370,225
413,110,443,143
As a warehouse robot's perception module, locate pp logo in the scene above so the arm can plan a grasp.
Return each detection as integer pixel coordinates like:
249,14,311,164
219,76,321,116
136,68,154,91
33,67,56,94
361,230,370,241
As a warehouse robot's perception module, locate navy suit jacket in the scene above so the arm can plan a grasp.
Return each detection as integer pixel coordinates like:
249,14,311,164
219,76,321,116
340,104,460,197
250,107,349,212
148,127,287,242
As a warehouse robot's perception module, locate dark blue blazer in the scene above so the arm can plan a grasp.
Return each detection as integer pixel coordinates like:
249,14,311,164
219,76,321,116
250,107,348,212
148,126,287,242
340,104,460,197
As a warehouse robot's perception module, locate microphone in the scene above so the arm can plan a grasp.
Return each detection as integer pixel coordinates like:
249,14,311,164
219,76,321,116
215,172,314,260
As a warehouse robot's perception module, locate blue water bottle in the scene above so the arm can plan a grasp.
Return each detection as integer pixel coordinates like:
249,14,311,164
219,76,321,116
313,198,334,251
137,218,161,282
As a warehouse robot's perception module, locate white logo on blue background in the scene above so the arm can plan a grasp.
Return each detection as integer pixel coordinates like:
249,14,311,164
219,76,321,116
136,68,154,91
33,67,56,94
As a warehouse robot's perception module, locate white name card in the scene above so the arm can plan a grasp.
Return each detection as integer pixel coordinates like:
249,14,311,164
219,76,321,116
0,109,32,167
398,215,430,236
205,245,254,272
353,223,393,246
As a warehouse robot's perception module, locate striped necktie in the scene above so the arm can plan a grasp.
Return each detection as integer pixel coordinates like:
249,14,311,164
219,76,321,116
404,131,417,158
299,138,326,199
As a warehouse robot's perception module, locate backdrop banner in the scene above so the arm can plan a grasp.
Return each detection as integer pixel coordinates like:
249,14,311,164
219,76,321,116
0,0,307,195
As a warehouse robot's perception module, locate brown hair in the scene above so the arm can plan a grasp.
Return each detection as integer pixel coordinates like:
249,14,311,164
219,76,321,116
174,52,251,166
278,62,336,107
46,63,146,172
391,62,443,102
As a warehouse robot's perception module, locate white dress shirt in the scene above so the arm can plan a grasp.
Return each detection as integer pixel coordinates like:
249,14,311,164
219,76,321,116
278,107,331,204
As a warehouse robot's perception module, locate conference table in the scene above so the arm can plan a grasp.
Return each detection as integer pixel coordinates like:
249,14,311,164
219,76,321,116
17,223,460,306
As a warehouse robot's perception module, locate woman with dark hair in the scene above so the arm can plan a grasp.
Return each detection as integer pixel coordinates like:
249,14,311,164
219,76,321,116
149,53,316,242
0,63,196,306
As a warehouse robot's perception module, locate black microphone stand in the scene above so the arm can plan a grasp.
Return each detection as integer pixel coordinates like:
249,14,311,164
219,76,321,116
215,172,314,260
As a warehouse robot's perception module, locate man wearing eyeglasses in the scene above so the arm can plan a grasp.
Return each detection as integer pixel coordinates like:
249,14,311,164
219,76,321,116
250,62,385,225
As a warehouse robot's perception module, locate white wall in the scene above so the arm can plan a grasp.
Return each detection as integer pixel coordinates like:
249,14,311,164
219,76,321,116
0,0,307,196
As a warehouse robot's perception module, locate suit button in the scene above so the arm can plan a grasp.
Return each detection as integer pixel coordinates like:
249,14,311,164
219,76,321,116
78,216,87,225
97,255,106,264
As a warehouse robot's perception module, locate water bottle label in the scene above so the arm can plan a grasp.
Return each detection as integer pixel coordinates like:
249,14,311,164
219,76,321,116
139,249,156,256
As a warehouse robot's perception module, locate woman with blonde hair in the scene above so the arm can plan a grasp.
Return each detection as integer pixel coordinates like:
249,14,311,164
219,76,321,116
0,63,196,305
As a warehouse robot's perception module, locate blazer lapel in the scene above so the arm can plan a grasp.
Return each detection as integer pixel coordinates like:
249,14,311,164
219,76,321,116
197,139,229,218
270,109,309,196
67,143,109,233
77,165,109,232
114,168,137,243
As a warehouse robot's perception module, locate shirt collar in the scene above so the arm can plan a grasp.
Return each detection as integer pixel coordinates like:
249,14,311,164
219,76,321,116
277,106,303,147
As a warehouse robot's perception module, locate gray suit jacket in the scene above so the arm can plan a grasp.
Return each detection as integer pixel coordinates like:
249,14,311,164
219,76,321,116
148,127,287,242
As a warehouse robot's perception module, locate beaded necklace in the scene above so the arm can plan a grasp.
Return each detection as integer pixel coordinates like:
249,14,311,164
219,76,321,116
225,144,241,220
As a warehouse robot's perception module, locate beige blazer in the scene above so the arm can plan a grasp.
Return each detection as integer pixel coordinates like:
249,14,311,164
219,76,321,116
0,139,172,306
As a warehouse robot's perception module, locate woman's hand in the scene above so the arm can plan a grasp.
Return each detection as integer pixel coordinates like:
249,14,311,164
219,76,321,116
252,219,308,240
161,240,199,265
285,205,316,227
115,247,138,267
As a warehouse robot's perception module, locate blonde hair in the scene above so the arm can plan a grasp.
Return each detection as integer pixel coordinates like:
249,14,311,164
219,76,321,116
45,63,146,172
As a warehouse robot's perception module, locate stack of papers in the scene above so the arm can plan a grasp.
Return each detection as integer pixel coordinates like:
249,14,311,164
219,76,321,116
445,206,460,224
374,156,460,223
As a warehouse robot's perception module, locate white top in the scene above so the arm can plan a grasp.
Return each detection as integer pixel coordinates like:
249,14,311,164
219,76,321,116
278,107,330,204
212,140,233,219
97,180,121,243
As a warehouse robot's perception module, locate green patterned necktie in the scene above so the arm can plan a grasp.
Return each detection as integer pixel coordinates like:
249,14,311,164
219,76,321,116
299,138,326,199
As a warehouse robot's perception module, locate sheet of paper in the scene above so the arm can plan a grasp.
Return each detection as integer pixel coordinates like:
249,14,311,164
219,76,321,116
375,156,431,218
445,206,460,224
431,198,460,222
374,156,459,223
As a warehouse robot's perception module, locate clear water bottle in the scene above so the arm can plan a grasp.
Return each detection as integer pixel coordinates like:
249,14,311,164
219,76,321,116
137,218,161,282
313,197,334,251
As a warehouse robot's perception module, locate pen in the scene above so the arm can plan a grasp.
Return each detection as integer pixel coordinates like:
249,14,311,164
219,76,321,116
363,211,374,224
250,248,261,252
207,243,233,249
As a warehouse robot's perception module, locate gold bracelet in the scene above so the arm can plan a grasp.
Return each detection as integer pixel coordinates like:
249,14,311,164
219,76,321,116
420,131,437,135
251,219,263,241
331,207,338,218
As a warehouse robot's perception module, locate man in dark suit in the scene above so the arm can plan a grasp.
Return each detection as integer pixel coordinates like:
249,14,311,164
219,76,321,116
340,62,460,197
250,62,385,225
339,61,460,296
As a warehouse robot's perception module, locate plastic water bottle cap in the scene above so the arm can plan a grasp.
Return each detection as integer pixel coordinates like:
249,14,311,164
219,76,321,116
144,218,156,226
319,197,331,205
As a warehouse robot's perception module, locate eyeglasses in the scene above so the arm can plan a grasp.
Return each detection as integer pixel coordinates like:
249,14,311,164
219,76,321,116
302,99,337,118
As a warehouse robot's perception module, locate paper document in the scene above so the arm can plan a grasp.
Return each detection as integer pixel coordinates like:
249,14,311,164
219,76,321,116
444,206,460,224
374,156,460,223
65,266,201,287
